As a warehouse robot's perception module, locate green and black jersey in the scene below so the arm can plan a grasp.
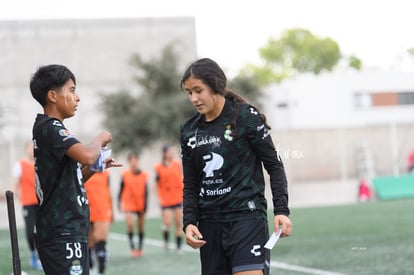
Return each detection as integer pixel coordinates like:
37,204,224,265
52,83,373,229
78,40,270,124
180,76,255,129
180,99,290,230
32,114,89,248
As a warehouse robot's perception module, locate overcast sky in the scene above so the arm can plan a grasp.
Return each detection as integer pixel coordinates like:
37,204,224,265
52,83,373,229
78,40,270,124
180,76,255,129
1,0,413,74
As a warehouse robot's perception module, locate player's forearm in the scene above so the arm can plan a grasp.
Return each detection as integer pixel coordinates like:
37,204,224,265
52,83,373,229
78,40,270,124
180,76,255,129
76,133,110,166
81,166,95,183
270,164,290,216
183,181,199,232
83,140,104,165
267,160,289,215
257,141,290,216
67,143,101,167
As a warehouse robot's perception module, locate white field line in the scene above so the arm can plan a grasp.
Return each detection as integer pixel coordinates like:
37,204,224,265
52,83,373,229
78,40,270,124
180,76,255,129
109,232,346,275
269,261,345,275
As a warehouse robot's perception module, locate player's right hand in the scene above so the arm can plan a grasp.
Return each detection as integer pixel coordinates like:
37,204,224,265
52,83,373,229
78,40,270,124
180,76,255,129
274,214,293,238
98,130,112,147
185,224,206,249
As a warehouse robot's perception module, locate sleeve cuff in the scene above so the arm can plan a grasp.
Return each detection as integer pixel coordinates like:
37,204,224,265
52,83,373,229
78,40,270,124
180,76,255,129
273,208,290,216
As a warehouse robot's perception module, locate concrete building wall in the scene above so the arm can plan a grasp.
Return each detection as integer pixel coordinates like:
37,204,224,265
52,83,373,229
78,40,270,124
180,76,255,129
0,18,197,194
259,70,414,182
274,123,414,182
263,70,414,130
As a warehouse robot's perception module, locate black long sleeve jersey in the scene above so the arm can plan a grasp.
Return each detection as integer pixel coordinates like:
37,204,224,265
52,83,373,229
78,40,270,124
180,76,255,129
180,99,290,230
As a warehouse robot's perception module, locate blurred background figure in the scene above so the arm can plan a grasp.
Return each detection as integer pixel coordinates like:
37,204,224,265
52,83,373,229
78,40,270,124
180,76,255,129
12,141,42,271
154,145,184,252
358,179,372,202
407,149,414,173
118,151,148,257
85,170,113,275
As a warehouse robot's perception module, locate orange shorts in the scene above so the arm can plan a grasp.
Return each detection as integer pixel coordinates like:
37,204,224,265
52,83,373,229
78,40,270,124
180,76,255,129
90,205,112,222
85,171,112,222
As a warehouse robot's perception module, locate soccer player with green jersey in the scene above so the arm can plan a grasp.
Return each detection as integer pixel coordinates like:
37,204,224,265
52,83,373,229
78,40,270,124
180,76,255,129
180,58,293,275
30,64,121,275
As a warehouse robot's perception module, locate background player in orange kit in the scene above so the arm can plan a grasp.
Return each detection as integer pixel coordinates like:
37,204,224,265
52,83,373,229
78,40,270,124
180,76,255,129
118,151,148,257
155,145,184,252
12,141,42,271
85,170,113,274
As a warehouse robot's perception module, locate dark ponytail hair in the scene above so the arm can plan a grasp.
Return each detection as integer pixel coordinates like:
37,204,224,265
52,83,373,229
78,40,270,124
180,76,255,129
180,58,271,136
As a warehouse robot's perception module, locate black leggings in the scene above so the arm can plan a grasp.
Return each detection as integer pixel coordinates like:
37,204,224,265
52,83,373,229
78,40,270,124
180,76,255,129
23,205,39,251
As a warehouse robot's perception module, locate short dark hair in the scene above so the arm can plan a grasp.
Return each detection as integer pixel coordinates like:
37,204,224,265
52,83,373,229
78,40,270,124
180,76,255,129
30,64,76,107
162,144,171,154
127,151,140,161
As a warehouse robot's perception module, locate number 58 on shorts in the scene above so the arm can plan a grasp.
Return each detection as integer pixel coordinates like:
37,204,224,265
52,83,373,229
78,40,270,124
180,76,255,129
37,241,89,275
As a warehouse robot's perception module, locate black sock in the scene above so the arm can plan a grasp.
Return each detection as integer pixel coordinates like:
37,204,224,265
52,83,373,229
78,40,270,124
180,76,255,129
89,248,94,269
95,241,107,274
138,232,144,250
176,236,182,250
128,232,135,250
163,229,169,244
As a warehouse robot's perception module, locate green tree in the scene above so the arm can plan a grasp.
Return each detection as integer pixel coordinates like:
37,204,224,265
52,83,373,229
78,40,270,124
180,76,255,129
101,44,194,152
244,28,361,85
102,45,265,152
348,54,362,70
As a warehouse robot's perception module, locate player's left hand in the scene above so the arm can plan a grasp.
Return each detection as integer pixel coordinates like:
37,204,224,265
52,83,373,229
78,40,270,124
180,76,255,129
274,215,292,238
103,157,123,169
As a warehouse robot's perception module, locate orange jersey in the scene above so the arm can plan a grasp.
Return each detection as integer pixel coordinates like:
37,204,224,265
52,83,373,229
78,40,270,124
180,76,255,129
18,160,38,206
120,170,148,212
85,170,112,222
155,160,183,207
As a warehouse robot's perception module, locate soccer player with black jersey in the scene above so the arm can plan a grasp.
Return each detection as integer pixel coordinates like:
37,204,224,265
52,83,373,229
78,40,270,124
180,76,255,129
180,58,292,275
30,64,121,275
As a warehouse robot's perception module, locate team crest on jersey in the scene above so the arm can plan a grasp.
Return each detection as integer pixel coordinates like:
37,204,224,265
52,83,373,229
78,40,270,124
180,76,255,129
59,129,74,141
224,125,233,141
69,260,83,275
59,129,71,137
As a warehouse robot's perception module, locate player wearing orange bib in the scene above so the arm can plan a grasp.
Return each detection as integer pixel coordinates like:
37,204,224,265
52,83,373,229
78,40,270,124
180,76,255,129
12,141,42,271
155,145,184,252
85,170,112,274
118,151,148,257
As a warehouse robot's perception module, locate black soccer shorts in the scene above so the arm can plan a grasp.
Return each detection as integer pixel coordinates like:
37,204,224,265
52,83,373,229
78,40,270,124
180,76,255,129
37,241,89,275
198,215,270,275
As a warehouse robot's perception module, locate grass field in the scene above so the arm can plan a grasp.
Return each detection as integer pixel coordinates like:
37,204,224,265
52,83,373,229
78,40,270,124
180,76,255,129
1,199,413,275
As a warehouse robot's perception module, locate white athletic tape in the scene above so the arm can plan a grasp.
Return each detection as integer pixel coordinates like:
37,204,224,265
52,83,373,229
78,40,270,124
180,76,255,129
270,261,345,275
